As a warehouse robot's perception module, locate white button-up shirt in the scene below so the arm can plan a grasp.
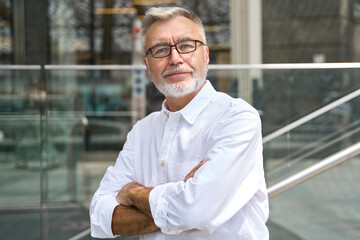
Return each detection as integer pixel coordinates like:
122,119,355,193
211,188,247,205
90,81,269,239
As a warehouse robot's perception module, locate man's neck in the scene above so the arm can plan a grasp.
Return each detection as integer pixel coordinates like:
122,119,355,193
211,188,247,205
165,81,206,112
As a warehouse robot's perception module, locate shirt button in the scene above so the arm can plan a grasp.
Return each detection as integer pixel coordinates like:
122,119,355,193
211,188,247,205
160,161,165,167
169,126,174,131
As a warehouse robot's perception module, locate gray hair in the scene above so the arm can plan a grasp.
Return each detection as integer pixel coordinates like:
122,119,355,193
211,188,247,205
141,7,206,46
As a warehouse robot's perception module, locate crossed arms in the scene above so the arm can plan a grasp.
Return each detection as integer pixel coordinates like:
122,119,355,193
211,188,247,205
90,108,265,238
112,160,206,236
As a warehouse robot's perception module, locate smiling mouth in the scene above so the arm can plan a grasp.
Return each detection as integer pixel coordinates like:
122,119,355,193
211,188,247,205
166,72,189,77
162,68,193,78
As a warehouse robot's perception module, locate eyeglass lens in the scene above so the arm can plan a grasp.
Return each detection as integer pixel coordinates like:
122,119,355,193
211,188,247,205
151,40,197,58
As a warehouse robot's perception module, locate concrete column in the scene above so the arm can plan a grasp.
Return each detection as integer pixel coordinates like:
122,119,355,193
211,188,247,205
12,0,26,64
230,0,262,103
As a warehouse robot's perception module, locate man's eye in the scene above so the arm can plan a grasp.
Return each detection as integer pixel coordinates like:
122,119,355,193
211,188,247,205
178,43,195,51
153,46,169,55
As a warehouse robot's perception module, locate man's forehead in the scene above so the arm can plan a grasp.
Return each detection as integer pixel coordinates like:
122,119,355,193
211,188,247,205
144,16,201,46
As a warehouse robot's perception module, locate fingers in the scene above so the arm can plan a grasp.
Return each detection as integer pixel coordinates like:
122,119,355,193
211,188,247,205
192,160,206,172
184,160,206,182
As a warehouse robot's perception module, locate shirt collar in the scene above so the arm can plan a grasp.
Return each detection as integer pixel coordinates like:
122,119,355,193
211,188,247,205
161,80,216,124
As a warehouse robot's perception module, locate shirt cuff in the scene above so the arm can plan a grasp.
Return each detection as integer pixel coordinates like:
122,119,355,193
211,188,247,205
90,194,119,238
149,181,185,234
149,184,168,231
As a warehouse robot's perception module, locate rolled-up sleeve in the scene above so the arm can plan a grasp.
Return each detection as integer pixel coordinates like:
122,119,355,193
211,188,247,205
90,193,119,238
149,106,266,234
89,129,136,238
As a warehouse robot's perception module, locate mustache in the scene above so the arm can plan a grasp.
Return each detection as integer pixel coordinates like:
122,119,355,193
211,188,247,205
162,67,194,78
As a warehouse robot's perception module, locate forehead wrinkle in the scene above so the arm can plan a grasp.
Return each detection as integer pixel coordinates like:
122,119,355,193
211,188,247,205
150,36,195,48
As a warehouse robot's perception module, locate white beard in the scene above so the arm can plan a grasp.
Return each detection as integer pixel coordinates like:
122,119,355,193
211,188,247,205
151,66,207,98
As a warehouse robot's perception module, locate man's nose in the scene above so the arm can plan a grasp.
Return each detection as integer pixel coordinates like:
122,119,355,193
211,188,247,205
168,47,184,65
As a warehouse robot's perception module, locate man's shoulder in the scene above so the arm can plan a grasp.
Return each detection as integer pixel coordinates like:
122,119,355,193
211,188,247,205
212,91,259,116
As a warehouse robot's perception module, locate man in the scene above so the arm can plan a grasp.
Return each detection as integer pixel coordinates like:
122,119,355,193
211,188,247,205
90,7,269,239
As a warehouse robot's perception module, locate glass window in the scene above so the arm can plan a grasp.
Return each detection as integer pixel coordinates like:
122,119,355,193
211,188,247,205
47,0,230,65
0,0,12,64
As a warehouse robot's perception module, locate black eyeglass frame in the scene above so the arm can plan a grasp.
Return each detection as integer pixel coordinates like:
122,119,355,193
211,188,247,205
145,39,205,58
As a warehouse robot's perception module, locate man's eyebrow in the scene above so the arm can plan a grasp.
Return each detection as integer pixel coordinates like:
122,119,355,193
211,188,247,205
176,37,193,42
150,41,170,48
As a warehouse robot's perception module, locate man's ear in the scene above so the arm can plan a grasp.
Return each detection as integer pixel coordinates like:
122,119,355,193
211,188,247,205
204,46,210,71
144,57,152,82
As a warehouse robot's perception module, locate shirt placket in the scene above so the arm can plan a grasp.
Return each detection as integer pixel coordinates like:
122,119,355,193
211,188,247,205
158,112,180,185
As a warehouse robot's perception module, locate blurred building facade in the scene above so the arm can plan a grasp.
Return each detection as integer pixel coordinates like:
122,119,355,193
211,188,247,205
1,0,360,65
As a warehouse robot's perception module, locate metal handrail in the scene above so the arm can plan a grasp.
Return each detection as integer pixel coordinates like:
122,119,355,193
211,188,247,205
262,88,360,143
0,65,41,70
209,62,360,70
0,62,359,70
43,62,360,70
44,64,146,70
267,141,360,198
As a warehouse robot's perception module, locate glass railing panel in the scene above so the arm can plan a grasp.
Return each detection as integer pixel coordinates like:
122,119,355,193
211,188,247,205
45,68,135,150
259,67,360,136
265,96,360,186
44,67,142,239
268,156,360,240
207,66,360,137
0,67,43,239
0,67,43,209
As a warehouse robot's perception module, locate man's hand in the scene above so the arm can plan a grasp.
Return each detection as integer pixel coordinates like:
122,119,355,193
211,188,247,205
116,182,141,206
184,160,206,182
116,182,153,217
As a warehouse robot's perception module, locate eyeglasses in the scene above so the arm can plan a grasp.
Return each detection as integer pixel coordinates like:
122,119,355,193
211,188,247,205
145,40,204,58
